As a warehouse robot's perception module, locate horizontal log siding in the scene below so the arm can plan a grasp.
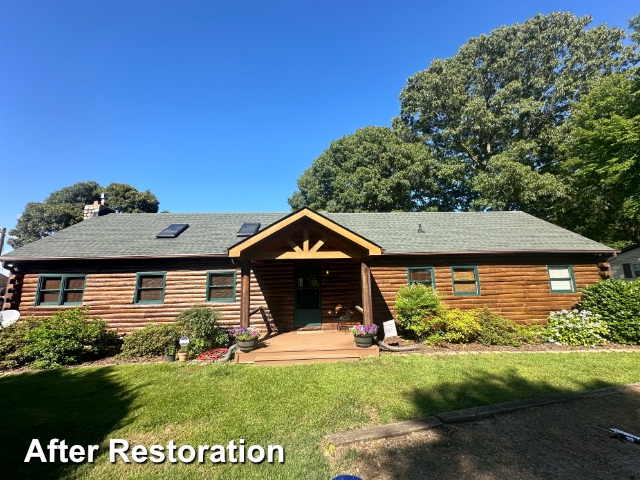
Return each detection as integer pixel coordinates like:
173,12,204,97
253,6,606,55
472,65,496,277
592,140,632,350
371,254,609,323
14,258,269,333
8,252,608,331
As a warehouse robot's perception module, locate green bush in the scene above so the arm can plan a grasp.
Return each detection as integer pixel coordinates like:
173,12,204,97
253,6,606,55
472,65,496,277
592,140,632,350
394,283,447,341
0,316,42,370
175,306,228,354
543,309,609,347
120,323,177,358
424,308,481,346
474,308,542,346
578,279,640,344
23,308,117,369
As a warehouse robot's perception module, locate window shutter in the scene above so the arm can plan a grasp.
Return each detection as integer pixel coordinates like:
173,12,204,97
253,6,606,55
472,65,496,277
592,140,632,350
622,263,633,278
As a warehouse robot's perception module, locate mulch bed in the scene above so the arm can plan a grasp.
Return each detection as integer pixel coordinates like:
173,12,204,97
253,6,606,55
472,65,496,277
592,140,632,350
381,336,640,355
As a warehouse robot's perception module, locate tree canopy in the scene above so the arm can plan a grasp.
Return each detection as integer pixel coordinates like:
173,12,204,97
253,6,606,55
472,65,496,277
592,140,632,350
8,182,161,248
288,126,468,212
556,71,640,246
289,12,640,246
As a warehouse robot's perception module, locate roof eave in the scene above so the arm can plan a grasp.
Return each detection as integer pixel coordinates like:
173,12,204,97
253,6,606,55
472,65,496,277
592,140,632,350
381,249,617,255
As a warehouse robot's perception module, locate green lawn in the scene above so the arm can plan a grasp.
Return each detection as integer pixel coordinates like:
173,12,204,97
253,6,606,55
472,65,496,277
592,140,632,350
2,352,640,479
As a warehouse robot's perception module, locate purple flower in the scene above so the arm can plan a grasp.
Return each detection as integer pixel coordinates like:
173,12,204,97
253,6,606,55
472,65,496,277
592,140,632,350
349,323,378,337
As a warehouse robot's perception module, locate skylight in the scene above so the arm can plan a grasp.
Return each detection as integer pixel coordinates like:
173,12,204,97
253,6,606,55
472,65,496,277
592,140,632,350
237,223,260,237
157,224,189,238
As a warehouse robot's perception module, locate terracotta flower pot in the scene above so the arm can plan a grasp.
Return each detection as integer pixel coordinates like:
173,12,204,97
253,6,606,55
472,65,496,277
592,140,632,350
177,352,189,362
238,337,258,353
354,335,374,348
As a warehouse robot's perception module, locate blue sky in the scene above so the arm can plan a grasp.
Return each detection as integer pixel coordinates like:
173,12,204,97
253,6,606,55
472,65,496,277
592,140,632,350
1,0,639,259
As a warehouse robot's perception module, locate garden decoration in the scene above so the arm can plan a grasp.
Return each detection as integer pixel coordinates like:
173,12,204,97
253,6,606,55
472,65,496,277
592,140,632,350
229,326,261,352
349,324,378,348
177,336,190,361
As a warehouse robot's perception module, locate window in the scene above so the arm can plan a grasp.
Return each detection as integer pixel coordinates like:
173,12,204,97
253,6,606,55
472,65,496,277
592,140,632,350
407,267,435,289
134,273,166,304
156,224,189,238
451,266,480,296
547,265,576,293
207,271,236,302
35,274,86,306
237,223,260,237
622,263,640,279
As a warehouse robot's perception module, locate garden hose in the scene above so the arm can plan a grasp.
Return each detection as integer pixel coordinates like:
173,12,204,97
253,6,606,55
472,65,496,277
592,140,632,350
376,340,422,352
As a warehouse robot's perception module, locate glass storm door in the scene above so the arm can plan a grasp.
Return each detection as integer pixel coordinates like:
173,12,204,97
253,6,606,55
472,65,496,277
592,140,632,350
294,265,322,327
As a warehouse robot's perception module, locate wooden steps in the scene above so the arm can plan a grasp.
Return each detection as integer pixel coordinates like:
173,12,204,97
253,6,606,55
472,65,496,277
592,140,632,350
235,330,379,366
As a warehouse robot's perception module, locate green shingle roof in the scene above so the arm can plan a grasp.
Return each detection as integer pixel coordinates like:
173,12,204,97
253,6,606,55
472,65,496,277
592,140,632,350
0,210,613,260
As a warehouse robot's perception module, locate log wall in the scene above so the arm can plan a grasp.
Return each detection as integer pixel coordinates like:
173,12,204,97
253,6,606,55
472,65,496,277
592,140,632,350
7,252,609,332
370,253,609,323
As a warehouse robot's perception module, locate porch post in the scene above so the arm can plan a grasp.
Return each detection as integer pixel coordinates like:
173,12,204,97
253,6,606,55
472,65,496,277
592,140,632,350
240,258,251,328
361,261,373,327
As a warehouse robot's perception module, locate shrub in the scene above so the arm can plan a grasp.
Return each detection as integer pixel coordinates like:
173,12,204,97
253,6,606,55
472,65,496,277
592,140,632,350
0,316,42,370
474,308,543,346
120,323,177,358
175,306,228,354
543,309,609,347
394,283,447,340
578,279,640,344
424,309,481,346
24,307,118,369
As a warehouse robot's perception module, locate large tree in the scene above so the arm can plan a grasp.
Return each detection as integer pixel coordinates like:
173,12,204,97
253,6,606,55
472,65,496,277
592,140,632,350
393,12,635,216
290,13,637,216
288,126,468,212
8,181,161,248
557,71,640,247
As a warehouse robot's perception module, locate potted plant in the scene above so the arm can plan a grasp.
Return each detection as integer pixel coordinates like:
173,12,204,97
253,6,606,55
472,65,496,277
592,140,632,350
177,348,189,362
350,324,378,348
230,326,261,353
165,344,176,362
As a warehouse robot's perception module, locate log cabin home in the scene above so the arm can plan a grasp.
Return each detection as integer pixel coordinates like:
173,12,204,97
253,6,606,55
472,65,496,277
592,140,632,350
0,205,615,334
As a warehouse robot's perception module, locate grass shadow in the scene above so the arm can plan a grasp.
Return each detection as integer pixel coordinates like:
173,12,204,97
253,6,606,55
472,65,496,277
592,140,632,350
0,367,137,479
409,367,614,416
343,366,634,479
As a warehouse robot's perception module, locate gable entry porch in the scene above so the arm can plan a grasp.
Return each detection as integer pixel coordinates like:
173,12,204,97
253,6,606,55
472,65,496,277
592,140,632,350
228,209,382,365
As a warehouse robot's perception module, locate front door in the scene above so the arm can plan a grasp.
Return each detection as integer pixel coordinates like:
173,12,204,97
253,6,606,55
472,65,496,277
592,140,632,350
294,265,322,327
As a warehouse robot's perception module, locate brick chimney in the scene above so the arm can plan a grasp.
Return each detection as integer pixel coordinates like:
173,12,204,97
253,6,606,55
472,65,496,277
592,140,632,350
84,193,114,220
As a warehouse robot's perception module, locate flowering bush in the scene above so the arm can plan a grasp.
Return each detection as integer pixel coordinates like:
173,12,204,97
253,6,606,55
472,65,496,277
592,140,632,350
229,326,261,341
349,324,378,337
544,309,609,347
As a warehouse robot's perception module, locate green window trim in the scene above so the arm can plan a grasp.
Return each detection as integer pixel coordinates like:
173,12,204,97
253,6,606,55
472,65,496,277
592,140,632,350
407,267,436,289
206,270,237,302
547,265,576,294
451,266,481,296
34,274,87,307
134,272,166,304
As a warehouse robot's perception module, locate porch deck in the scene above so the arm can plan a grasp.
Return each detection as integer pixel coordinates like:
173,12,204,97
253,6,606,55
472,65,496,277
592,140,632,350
235,330,380,366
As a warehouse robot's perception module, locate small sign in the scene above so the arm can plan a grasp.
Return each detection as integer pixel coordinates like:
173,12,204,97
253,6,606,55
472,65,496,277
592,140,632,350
383,319,398,338
179,336,190,347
